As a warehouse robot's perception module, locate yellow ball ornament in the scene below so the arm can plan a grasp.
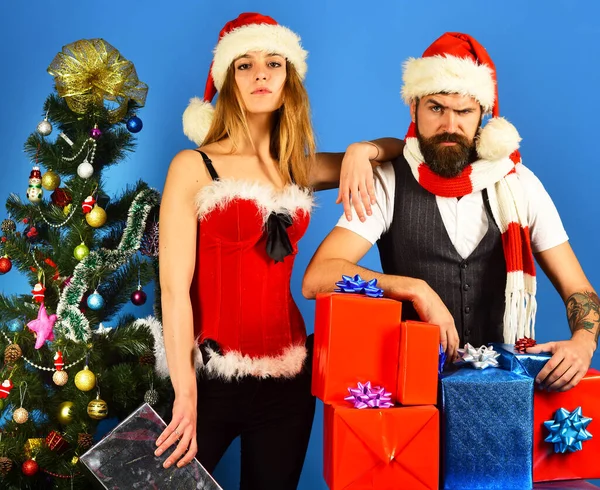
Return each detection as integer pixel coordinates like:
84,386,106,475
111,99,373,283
52,370,68,386
87,395,108,420
41,170,61,191
63,203,72,216
85,205,107,228
57,401,74,424
74,365,96,392
74,242,89,261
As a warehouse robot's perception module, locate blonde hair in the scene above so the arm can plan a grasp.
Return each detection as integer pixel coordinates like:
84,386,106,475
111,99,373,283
202,61,315,188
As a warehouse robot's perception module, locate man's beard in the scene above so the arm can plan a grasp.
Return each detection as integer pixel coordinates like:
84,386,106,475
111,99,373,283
417,130,478,178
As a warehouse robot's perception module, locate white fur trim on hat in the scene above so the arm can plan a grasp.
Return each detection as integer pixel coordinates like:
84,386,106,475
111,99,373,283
402,55,495,113
182,97,215,145
476,117,521,161
212,23,308,91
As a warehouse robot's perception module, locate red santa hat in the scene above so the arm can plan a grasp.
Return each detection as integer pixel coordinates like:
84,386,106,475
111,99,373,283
183,12,308,145
401,32,521,161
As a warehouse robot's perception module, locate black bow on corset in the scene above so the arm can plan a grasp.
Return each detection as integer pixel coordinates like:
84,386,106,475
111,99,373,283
266,211,294,263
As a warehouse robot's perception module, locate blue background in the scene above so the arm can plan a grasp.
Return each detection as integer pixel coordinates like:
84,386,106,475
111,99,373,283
1,1,599,488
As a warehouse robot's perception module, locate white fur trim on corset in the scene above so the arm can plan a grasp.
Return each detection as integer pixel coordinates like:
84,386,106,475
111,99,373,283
212,23,308,91
133,315,203,379
401,55,495,112
202,344,307,379
182,97,215,145
195,179,313,221
476,117,522,161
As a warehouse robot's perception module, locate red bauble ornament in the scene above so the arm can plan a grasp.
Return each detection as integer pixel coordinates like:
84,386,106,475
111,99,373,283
1,237,6,243
0,256,12,274
22,459,38,476
50,188,72,208
131,289,147,306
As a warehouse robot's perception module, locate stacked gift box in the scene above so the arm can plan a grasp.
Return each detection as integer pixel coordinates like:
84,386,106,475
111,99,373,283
312,285,441,490
313,277,600,489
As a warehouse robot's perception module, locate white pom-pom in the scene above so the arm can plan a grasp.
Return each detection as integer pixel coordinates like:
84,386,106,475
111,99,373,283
182,97,215,145
476,117,522,161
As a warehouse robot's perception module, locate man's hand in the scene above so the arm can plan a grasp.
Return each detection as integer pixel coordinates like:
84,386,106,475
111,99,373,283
527,334,594,391
391,278,459,361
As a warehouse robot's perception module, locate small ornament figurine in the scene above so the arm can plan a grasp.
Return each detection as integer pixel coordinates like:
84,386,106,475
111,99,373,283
87,290,105,310
74,365,96,392
31,283,46,303
89,124,102,140
0,379,14,399
126,114,143,133
41,169,61,191
27,302,57,349
54,351,64,370
26,167,43,203
82,195,96,214
74,242,90,261
85,204,107,228
0,256,12,274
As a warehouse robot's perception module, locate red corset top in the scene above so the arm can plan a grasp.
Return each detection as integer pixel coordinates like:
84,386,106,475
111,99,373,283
190,179,313,367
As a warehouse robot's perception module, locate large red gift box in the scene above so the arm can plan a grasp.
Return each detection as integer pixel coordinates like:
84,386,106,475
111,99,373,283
533,368,600,482
324,403,439,489
312,293,439,406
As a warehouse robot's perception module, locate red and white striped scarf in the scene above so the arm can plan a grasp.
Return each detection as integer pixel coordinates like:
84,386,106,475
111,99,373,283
403,122,536,343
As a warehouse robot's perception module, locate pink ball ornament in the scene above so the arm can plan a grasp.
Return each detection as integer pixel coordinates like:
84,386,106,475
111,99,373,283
131,289,147,306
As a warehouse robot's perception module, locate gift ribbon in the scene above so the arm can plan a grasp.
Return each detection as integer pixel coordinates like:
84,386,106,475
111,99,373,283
455,343,500,370
514,336,536,353
544,406,593,453
334,274,383,298
438,344,447,375
344,381,393,409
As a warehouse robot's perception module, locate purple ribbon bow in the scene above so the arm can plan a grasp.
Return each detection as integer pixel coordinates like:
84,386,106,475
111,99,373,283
344,381,393,409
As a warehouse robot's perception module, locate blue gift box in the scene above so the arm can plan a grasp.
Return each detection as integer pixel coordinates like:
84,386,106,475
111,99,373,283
491,343,551,381
441,365,534,490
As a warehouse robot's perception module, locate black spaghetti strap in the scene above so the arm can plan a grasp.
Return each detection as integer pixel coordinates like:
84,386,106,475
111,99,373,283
193,149,220,181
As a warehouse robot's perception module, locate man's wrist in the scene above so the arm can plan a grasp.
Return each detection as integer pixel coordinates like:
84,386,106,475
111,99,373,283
571,329,597,353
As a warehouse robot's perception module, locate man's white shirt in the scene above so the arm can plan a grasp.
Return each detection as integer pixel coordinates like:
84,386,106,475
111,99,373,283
336,161,568,259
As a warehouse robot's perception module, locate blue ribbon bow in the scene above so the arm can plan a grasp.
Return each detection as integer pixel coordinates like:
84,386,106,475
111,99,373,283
544,406,593,453
334,274,383,298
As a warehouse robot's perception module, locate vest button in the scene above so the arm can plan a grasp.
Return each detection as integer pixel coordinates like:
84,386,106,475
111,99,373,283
460,262,468,269
463,283,470,291
464,306,471,314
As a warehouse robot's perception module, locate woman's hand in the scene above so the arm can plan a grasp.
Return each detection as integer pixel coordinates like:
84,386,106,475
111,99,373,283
336,142,378,222
155,392,198,468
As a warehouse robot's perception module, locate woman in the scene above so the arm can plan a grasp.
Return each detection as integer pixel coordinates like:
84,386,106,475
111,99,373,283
155,12,401,489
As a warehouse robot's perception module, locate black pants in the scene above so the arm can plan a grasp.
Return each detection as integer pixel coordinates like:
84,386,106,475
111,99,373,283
195,339,316,490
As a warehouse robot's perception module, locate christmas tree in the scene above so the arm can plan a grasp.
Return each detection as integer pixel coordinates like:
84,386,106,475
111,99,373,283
0,38,170,488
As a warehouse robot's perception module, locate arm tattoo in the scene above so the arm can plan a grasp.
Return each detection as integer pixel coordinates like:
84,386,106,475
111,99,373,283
566,291,600,345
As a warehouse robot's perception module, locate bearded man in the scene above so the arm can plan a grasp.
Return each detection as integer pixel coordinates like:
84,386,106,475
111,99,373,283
302,32,598,391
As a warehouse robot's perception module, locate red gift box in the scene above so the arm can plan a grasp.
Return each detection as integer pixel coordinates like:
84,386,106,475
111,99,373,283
312,293,402,404
397,320,439,405
312,293,439,405
533,368,600,482
324,403,439,489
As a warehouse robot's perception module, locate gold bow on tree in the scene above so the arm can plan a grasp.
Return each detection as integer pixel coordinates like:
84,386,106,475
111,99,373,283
47,38,148,123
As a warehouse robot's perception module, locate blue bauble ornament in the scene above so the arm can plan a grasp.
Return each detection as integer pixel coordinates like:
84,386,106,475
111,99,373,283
87,290,105,310
7,318,23,332
126,115,143,133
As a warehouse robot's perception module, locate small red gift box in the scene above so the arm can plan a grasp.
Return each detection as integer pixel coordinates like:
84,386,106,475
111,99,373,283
533,368,600,482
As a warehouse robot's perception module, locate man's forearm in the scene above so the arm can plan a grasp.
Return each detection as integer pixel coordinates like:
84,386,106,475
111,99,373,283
302,257,420,302
566,290,599,349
